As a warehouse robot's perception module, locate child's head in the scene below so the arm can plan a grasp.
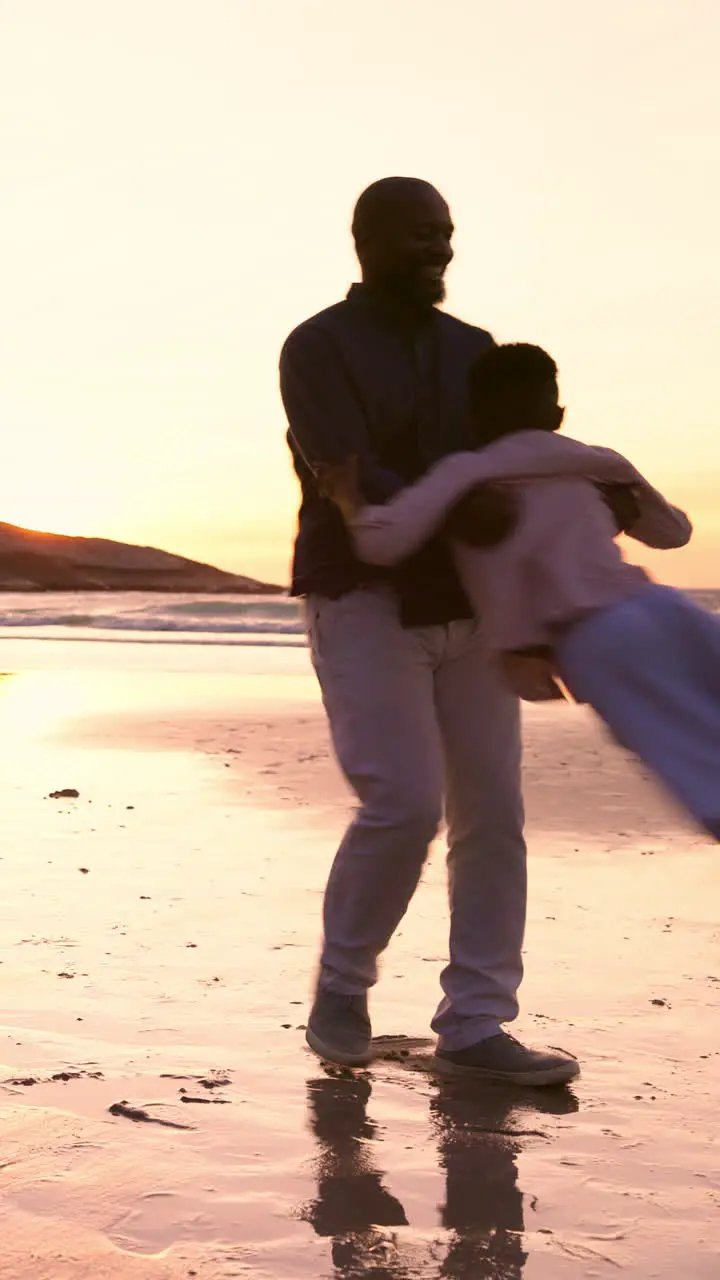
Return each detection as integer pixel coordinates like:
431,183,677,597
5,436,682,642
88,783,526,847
469,342,564,447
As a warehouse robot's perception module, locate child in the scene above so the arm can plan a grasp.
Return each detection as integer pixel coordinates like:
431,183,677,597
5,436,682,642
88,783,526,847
318,343,719,842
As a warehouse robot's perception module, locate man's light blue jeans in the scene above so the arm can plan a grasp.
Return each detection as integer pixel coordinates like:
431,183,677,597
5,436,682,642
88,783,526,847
305,585,527,1052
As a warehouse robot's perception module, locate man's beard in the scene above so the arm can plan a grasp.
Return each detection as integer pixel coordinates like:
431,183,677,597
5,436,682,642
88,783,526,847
379,267,446,310
410,274,446,307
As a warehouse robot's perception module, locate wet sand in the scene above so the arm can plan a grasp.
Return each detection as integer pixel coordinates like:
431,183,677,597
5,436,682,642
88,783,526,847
0,638,718,1278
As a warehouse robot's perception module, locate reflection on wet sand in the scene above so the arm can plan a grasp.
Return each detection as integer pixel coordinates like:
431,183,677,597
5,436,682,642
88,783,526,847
302,1071,579,1278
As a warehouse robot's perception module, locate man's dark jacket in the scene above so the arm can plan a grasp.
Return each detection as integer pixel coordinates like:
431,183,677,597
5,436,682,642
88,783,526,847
280,283,493,627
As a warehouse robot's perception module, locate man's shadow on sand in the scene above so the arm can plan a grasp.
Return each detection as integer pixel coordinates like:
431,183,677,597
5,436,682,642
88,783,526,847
301,1067,578,1279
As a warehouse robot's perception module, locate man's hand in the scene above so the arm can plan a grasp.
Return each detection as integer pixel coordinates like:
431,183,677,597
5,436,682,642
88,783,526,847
315,456,364,522
443,483,518,547
499,652,565,701
598,483,640,535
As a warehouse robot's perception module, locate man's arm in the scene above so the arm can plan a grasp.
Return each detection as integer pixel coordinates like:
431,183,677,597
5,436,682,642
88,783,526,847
280,323,405,503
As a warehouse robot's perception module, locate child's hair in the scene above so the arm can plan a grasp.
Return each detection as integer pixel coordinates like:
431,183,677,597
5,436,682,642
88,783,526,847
469,342,559,445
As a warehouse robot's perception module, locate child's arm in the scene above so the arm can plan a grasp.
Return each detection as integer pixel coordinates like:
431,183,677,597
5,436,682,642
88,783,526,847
318,455,518,559
339,438,640,566
317,436,691,567
340,453,500,565
623,486,692,549
586,446,692,548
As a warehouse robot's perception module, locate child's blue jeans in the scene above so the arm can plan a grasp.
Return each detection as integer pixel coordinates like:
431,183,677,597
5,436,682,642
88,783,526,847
559,583,720,841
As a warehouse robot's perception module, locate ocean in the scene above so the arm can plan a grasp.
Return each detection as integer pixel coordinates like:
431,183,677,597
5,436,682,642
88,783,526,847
0,592,306,646
0,589,717,648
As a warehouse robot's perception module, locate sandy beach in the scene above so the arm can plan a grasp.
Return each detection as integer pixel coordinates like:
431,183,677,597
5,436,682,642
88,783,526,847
0,629,718,1278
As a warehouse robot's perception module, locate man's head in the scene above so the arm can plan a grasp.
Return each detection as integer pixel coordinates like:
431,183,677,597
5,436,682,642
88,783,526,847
352,177,453,309
469,343,565,446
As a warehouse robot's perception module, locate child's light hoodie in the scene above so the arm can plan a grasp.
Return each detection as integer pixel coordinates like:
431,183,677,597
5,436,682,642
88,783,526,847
348,431,692,651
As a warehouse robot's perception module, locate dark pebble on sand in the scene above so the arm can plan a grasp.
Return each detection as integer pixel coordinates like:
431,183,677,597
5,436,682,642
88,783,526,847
109,1101,192,1130
48,789,80,799
51,1070,103,1081
181,1095,231,1105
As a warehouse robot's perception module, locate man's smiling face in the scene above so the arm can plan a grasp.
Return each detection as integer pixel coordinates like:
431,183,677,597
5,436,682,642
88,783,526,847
356,182,454,309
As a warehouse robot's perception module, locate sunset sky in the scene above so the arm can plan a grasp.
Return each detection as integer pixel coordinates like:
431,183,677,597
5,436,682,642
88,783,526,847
2,0,719,586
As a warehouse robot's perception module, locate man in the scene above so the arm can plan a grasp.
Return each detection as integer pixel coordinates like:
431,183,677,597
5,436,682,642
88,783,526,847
280,176,579,1085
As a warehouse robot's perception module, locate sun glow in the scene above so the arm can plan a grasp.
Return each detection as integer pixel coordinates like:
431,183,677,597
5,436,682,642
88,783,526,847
0,476,125,541
2,1,719,586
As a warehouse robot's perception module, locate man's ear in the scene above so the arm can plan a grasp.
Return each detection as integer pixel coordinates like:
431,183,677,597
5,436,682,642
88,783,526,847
552,405,565,431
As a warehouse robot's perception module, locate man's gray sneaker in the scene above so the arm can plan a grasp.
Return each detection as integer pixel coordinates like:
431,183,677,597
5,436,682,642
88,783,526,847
306,990,372,1066
435,1032,579,1087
